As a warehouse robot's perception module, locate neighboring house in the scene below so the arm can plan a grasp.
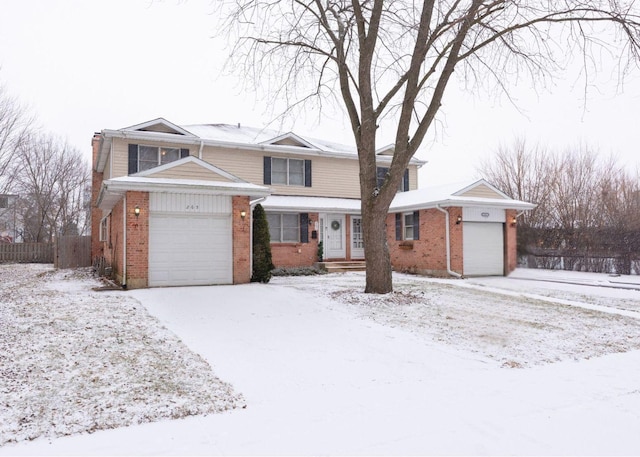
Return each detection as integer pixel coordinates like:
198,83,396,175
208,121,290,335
0,194,18,243
91,118,534,288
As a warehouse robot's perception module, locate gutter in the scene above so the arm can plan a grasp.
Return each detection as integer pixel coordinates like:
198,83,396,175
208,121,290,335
435,205,463,278
122,194,127,289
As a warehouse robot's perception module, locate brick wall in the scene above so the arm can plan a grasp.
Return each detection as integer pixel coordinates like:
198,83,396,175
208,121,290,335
124,191,149,289
271,212,319,268
388,207,464,276
90,134,104,261
505,209,518,274
232,196,251,284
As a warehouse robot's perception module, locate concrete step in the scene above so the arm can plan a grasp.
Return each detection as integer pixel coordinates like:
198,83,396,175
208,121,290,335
318,261,366,273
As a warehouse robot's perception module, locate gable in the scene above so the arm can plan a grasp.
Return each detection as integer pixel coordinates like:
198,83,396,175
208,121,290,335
145,161,235,183
261,133,318,149
123,118,195,136
457,183,508,199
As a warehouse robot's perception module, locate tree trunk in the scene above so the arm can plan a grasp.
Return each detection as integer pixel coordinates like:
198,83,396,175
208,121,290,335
363,202,392,293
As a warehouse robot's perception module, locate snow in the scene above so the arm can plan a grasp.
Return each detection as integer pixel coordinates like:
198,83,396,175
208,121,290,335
1,265,640,455
0,265,243,447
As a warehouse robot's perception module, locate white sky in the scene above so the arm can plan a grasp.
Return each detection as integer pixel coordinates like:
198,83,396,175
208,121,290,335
1,0,639,186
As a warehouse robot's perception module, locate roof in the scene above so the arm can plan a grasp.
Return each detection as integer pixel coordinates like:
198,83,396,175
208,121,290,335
96,118,427,172
97,176,270,211
260,179,536,214
390,179,537,212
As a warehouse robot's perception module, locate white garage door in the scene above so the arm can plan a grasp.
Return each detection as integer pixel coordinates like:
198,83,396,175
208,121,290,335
148,194,233,287
463,222,504,276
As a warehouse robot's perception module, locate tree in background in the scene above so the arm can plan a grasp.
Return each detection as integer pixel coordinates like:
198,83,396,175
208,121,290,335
0,82,90,242
220,1,640,293
0,83,33,195
478,140,640,274
251,203,274,283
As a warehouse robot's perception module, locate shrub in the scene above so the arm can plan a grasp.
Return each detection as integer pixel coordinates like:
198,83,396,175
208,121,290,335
271,266,327,276
251,204,274,283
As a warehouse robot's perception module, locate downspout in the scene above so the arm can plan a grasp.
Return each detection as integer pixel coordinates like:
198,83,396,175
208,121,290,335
249,197,268,278
122,194,127,289
436,205,463,278
198,140,204,159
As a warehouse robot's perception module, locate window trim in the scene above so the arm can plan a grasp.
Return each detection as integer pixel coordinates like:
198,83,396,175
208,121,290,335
264,156,312,187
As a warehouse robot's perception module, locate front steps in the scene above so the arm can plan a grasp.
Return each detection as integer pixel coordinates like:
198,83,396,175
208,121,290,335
318,261,366,273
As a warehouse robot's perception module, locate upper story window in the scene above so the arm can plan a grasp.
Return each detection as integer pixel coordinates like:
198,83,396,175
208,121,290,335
264,156,312,187
377,167,410,192
128,144,189,174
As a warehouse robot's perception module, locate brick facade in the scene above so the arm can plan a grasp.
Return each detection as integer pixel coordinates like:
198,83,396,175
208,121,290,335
270,213,320,267
388,207,464,276
505,209,518,274
124,191,149,289
232,196,251,284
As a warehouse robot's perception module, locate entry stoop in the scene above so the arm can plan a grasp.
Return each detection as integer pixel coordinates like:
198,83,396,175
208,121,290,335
318,261,366,273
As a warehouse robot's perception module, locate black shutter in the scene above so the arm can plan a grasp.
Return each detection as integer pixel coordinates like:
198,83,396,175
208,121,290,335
403,169,409,192
300,213,309,243
395,213,402,241
304,160,312,187
128,144,138,175
180,148,189,158
263,156,272,184
413,210,420,240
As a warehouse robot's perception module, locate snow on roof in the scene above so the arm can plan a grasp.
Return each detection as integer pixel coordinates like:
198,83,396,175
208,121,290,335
391,179,536,212
261,195,361,213
182,124,356,155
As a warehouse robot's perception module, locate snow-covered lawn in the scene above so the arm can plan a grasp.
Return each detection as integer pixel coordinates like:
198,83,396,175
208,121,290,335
1,265,640,455
0,264,243,447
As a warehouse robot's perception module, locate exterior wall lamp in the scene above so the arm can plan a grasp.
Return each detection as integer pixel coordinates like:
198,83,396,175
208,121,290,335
134,205,141,218
240,210,247,220
510,215,517,226
456,215,462,225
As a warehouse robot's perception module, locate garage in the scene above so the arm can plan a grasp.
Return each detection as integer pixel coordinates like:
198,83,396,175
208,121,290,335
148,193,233,287
462,207,505,276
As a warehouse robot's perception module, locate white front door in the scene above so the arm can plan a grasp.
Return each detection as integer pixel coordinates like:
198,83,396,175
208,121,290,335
324,214,346,259
351,216,364,259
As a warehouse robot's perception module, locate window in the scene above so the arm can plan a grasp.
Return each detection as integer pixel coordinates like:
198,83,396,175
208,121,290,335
403,213,415,240
128,144,189,174
377,167,410,192
263,157,312,187
99,216,109,242
266,212,310,243
267,213,300,242
395,211,420,241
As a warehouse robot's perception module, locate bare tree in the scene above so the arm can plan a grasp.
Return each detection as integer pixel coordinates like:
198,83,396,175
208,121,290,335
13,134,90,242
220,0,640,292
479,140,640,273
0,83,33,194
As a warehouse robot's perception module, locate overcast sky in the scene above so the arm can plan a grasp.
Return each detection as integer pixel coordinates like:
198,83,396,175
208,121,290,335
1,0,639,187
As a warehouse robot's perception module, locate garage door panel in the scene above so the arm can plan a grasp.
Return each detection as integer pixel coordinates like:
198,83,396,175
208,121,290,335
463,222,504,276
149,212,232,287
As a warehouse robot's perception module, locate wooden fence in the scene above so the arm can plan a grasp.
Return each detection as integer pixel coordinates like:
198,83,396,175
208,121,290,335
0,242,54,263
0,236,91,268
54,236,92,269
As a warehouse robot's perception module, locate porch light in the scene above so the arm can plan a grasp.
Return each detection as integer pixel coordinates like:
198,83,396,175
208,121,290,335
511,215,517,226
240,210,247,220
456,215,462,225
134,205,141,218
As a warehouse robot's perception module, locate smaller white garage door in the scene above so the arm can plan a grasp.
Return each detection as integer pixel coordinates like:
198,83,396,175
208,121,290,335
148,193,233,287
463,222,504,276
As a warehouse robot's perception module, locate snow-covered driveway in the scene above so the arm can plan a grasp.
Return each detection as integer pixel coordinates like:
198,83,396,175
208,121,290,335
2,267,640,455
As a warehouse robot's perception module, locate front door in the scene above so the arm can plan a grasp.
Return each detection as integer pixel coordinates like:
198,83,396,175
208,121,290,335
351,216,364,259
324,214,346,259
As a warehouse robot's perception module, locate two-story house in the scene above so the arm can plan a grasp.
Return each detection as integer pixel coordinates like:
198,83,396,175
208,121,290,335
91,118,534,289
